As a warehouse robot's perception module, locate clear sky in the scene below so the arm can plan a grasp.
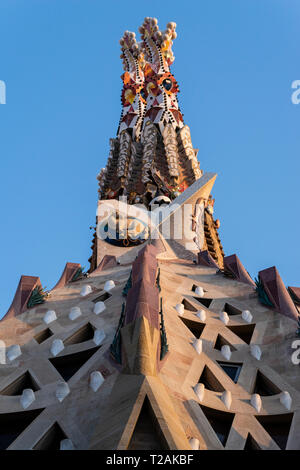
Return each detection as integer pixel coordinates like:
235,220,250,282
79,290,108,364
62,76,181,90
0,0,299,319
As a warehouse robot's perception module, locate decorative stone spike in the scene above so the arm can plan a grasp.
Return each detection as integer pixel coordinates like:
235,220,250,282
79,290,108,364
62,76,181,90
220,311,229,325
175,303,184,316
43,310,57,324
221,344,231,360
20,389,35,409
90,371,105,392
195,287,204,297
56,381,70,402
93,329,106,346
250,344,262,361
69,306,82,321
104,280,115,292
251,393,262,412
7,344,21,362
51,339,64,357
194,383,205,402
189,438,200,450
93,301,106,315
193,338,202,354
221,390,232,410
242,310,253,323
196,310,206,321
80,285,92,297
280,391,292,410
60,439,75,450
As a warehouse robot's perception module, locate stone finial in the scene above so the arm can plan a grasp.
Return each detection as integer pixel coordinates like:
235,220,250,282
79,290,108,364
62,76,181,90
280,391,292,410
242,309,253,323
90,371,105,392
194,383,205,402
221,390,232,410
51,339,64,357
219,311,229,325
56,382,70,402
20,389,35,409
104,280,115,292
80,285,92,297
93,302,106,315
60,439,75,450
251,393,262,412
192,339,202,355
221,344,231,360
195,287,204,297
250,344,262,361
196,310,206,321
43,310,57,324
69,306,82,321
189,438,200,450
93,329,106,346
7,344,22,362
175,303,184,316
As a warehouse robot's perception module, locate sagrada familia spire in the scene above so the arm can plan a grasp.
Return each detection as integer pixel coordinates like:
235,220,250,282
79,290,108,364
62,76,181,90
0,18,299,451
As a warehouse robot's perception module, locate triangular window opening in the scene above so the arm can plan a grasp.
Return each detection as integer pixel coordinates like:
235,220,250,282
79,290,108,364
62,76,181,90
49,346,100,382
0,371,40,396
64,323,95,345
33,422,67,450
34,328,53,344
217,362,242,383
181,298,198,312
223,303,242,316
200,405,234,447
128,396,169,450
0,408,44,450
214,334,236,352
253,371,281,396
179,316,205,339
195,298,213,308
244,433,261,450
199,366,225,392
255,414,293,450
93,292,111,303
226,324,255,345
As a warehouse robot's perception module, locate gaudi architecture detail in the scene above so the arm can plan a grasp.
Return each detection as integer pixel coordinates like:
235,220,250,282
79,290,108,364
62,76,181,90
0,18,299,451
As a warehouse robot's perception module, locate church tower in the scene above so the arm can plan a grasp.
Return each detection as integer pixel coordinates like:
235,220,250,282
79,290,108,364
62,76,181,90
0,18,299,451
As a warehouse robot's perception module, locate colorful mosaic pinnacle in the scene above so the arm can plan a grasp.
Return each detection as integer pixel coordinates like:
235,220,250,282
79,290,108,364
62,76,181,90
97,18,202,205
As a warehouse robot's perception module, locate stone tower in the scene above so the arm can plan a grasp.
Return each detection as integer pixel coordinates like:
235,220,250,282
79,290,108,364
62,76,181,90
0,18,299,451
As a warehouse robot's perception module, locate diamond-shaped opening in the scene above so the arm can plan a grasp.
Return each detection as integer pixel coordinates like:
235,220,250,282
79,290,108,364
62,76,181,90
128,396,169,450
64,323,95,345
200,405,234,447
92,292,111,303
195,298,213,308
217,362,243,383
179,317,205,339
34,328,53,344
33,422,67,450
226,324,255,344
255,414,293,450
223,303,242,316
0,371,40,396
244,433,261,450
214,334,236,352
253,370,281,396
182,298,198,312
0,408,44,450
49,346,100,382
199,366,225,392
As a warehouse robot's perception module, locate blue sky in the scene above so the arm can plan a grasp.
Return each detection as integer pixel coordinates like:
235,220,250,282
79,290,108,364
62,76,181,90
0,0,299,318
